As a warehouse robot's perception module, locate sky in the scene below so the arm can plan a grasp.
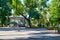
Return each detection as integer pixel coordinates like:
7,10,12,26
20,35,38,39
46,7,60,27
47,0,51,4
20,0,24,5
20,0,51,5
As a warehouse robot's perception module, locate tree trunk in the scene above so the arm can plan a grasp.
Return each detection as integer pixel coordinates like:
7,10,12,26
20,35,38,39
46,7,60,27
28,19,31,28
20,13,31,28
8,15,10,27
1,20,3,27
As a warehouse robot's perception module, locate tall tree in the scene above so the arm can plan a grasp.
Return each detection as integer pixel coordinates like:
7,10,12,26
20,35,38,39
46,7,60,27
49,0,60,25
12,0,39,27
24,0,39,27
0,0,12,27
37,0,49,27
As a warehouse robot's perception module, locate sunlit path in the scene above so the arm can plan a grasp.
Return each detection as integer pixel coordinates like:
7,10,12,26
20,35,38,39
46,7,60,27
0,28,60,40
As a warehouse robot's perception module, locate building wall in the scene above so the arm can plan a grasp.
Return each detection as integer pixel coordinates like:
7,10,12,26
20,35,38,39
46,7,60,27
9,16,25,27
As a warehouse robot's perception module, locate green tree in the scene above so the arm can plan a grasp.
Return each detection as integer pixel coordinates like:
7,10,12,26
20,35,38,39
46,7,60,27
24,0,40,27
37,0,49,27
12,0,40,27
11,0,50,28
0,0,12,27
49,0,60,25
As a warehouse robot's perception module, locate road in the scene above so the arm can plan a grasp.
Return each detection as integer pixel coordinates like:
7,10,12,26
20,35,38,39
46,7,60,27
0,27,60,40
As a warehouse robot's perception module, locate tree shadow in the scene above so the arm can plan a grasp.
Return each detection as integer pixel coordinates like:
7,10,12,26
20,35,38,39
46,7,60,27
16,36,60,40
0,28,46,31
0,27,25,31
0,36,60,40
0,30,60,40
0,28,60,40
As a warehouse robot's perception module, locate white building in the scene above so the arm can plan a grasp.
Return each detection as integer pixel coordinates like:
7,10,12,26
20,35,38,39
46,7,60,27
9,15,25,27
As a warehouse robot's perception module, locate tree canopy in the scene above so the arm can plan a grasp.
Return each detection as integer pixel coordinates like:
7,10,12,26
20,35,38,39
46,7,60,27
0,0,60,28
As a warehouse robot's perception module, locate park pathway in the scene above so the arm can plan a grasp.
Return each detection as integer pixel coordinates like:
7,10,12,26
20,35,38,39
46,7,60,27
0,27,60,40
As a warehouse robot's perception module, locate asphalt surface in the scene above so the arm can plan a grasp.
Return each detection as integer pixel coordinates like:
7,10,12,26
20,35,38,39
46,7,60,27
0,27,60,40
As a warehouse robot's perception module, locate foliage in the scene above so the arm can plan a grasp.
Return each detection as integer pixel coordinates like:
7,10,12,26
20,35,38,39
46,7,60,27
0,0,12,26
0,0,60,29
49,0,60,24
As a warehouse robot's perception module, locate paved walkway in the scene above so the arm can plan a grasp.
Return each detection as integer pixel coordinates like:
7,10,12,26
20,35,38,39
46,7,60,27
0,27,60,40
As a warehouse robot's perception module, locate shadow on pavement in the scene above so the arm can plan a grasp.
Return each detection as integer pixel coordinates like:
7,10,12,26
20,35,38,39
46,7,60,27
0,28,60,40
0,36,60,40
0,28,46,31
